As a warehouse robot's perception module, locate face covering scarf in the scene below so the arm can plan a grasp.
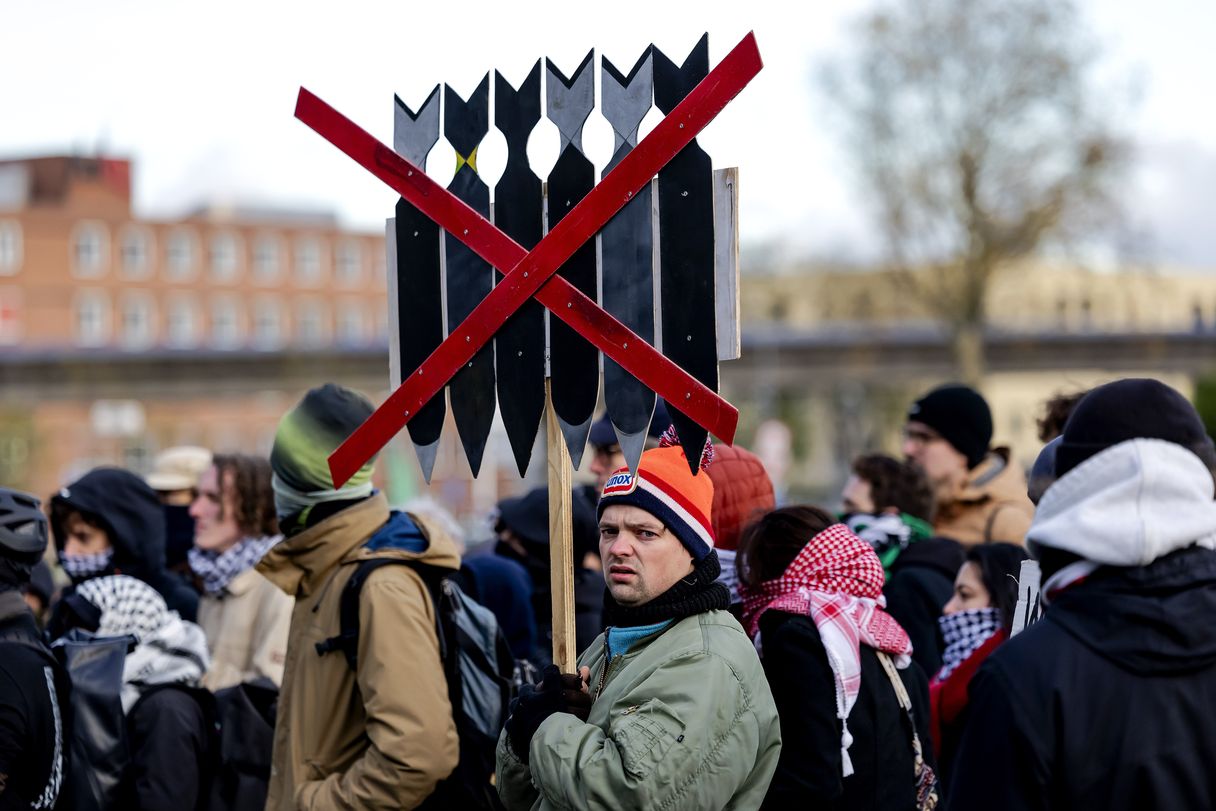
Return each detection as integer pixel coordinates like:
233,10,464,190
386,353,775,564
59,548,114,582
936,606,1001,681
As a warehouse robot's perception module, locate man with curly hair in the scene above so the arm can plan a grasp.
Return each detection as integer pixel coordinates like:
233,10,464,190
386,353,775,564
189,453,290,690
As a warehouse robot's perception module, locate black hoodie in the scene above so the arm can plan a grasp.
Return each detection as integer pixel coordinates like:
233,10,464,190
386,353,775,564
946,545,1216,810
49,468,198,623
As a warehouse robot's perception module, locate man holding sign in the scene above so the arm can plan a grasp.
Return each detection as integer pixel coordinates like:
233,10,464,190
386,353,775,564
495,442,781,809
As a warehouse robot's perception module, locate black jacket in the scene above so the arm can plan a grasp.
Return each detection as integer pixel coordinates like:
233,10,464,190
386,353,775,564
884,537,964,677
947,546,1216,810
50,467,198,622
759,610,936,810
124,685,216,811
0,592,67,811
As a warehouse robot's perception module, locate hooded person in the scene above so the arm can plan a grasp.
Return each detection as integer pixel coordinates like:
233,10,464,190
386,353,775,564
903,384,1034,545
63,574,214,811
495,437,782,810
948,378,1216,810
254,383,461,811
0,488,68,811
49,467,200,629
738,508,937,810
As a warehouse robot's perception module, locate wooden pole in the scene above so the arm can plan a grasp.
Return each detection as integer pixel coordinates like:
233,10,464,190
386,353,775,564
545,378,577,673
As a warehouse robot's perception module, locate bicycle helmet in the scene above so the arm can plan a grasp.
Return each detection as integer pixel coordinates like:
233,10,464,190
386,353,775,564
0,488,49,557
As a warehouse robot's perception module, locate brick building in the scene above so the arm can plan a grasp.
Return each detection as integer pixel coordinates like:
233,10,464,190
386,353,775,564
0,154,527,538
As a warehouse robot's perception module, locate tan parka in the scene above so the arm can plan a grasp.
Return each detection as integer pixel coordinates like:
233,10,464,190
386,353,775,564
256,493,460,810
198,564,292,691
934,447,1034,546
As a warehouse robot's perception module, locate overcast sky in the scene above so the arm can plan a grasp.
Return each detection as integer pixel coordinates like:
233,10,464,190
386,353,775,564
3,0,1213,268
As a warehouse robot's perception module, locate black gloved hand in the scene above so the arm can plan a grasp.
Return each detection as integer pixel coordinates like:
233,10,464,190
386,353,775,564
506,665,592,763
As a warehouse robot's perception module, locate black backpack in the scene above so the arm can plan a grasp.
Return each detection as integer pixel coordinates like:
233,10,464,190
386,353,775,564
50,629,220,811
316,559,514,811
205,678,278,811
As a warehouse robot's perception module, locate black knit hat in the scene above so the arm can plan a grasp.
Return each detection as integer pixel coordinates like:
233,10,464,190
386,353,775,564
1055,378,1216,477
907,384,993,469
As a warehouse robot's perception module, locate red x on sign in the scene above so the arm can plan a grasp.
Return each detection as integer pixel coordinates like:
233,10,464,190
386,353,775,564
300,33,763,487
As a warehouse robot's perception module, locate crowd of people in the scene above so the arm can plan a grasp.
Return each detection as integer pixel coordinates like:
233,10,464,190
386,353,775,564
1,375,1215,809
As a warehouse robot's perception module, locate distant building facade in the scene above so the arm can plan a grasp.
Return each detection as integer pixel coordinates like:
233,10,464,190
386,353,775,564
0,154,526,536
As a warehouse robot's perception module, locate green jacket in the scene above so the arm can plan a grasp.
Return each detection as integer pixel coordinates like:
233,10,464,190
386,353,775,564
496,609,782,810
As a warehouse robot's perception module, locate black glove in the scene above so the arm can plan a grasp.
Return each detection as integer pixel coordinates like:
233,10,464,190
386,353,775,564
506,665,592,763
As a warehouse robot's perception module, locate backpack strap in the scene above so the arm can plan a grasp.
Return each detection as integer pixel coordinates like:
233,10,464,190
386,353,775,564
315,559,449,671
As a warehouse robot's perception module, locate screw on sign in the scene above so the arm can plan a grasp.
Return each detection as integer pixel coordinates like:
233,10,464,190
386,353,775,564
295,32,762,669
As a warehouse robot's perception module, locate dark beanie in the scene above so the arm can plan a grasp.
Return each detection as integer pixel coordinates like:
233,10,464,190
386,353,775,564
1055,378,1216,478
907,384,993,469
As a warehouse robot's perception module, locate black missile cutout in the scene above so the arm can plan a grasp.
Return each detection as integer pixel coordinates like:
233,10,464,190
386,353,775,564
493,62,546,477
392,87,445,483
545,50,598,469
444,76,497,477
600,47,657,476
654,35,718,474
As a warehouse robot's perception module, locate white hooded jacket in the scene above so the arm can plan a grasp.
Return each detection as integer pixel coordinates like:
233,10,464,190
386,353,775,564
1029,438,1216,572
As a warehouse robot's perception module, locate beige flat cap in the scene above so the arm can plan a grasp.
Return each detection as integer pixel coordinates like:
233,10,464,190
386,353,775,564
145,445,212,492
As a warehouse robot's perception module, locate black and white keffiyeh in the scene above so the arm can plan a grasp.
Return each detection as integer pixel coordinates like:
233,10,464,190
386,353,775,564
59,548,114,582
74,575,209,711
188,535,280,595
936,606,1001,681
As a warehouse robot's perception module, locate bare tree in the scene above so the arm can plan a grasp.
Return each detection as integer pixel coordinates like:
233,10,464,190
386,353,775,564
822,0,1125,382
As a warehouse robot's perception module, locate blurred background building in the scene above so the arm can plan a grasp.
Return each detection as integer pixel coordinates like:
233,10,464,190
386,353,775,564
3,150,1215,525
0,153,529,539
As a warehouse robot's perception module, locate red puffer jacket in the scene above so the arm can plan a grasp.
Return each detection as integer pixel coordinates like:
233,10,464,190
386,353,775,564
708,444,775,551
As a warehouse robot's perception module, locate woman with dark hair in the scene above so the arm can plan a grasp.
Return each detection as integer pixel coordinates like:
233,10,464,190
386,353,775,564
738,506,938,810
929,542,1029,781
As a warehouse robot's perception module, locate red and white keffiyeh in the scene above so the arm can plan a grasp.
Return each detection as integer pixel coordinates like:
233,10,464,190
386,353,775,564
740,523,913,776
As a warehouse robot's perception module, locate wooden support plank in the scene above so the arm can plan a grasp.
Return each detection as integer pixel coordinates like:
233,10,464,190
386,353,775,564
714,167,741,362
546,378,577,673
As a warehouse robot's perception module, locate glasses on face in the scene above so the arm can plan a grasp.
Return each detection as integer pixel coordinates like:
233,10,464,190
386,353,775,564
902,426,944,447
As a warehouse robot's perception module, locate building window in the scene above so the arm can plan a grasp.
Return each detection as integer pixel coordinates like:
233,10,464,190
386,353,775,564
336,300,366,346
166,228,198,281
166,295,200,348
334,239,363,286
0,220,21,275
119,226,153,279
252,296,284,349
296,298,329,347
71,221,109,278
294,237,325,287
75,289,110,347
119,291,155,349
209,231,243,283
252,234,282,284
210,296,243,349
